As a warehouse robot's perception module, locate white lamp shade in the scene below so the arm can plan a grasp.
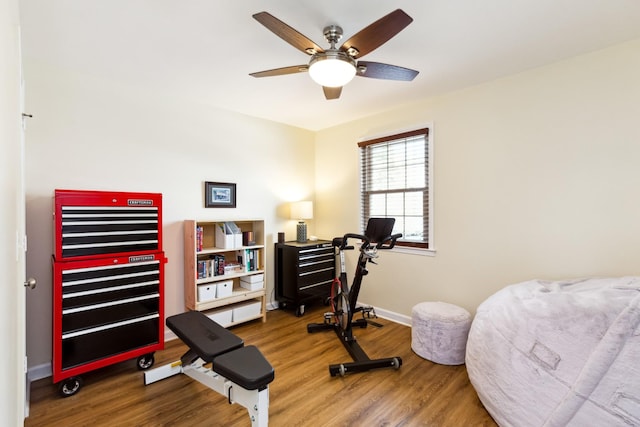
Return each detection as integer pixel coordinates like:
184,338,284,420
290,201,313,220
308,53,356,88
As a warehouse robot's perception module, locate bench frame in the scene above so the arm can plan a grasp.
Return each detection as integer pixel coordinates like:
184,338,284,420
144,354,269,426
144,310,272,426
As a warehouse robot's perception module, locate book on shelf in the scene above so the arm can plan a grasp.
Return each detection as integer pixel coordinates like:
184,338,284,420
236,248,260,272
197,254,226,279
196,226,204,252
197,259,207,279
214,254,225,276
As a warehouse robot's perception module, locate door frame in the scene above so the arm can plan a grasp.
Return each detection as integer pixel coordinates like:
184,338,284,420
1,0,27,422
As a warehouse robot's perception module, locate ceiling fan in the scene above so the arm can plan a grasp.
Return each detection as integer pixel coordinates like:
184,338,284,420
249,9,419,100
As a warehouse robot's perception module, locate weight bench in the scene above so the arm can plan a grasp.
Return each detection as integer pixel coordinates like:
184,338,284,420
144,311,275,426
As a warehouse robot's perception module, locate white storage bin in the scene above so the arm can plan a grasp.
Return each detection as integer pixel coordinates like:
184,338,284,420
240,280,263,291
197,283,217,302
216,280,233,298
206,309,232,327
232,300,262,323
241,274,264,283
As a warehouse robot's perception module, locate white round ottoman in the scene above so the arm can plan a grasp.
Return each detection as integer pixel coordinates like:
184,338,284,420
411,301,472,365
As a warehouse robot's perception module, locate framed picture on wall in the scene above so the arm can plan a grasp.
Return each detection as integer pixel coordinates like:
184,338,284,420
204,181,236,208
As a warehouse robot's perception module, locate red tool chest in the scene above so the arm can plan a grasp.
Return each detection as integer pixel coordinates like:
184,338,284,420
52,189,166,397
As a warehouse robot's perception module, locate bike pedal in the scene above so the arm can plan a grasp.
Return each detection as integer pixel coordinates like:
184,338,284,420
361,306,377,318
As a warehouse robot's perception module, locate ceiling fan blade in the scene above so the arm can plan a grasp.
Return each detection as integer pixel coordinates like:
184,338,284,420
253,12,324,55
340,9,413,59
250,65,309,78
356,61,419,81
323,86,342,100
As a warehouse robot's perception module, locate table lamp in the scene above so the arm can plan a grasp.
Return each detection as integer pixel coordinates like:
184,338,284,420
290,201,313,243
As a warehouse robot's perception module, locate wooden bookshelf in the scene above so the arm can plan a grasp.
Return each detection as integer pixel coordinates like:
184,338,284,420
183,219,266,326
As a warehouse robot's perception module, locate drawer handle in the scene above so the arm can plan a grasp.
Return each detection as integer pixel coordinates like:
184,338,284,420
299,260,333,268
63,280,160,299
62,313,159,339
62,293,159,314
299,247,332,254
299,267,334,277
300,280,334,291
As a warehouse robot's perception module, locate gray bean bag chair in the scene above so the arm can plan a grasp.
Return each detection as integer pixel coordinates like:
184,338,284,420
466,277,640,426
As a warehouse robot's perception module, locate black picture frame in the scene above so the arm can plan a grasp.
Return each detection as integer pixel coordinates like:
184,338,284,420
205,182,236,208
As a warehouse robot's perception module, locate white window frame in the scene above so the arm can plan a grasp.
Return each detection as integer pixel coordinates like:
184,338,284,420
358,125,435,256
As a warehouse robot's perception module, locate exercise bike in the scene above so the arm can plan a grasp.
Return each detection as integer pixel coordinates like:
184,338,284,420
307,218,402,377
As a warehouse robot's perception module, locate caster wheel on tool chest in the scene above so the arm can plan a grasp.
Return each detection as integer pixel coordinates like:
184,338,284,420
296,305,305,317
137,353,155,370
58,376,83,398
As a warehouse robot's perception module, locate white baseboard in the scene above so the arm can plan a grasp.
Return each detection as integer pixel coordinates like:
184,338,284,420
28,363,52,382
357,301,412,327
164,329,177,342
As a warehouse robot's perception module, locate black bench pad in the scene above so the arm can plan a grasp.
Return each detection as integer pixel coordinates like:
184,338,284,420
213,345,275,390
166,311,243,363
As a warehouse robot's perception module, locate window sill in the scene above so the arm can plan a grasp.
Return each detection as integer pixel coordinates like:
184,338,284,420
392,246,436,257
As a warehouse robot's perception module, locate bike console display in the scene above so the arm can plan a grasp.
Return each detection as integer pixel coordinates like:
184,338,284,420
364,217,396,243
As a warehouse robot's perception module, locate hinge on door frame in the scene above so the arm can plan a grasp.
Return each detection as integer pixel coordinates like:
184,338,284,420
21,113,32,130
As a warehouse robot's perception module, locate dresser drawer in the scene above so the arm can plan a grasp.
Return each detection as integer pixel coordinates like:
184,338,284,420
298,256,334,275
298,246,334,260
62,295,160,334
299,267,335,288
61,316,159,369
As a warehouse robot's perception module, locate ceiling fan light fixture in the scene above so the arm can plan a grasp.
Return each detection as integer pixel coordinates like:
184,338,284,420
308,51,356,88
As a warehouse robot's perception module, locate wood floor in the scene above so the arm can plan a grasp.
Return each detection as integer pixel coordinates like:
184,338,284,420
26,305,497,426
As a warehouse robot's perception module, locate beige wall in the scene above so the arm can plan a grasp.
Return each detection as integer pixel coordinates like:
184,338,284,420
23,63,317,369
315,39,640,318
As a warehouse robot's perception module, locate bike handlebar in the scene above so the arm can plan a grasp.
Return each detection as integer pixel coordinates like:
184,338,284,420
379,233,403,250
335,232,403,251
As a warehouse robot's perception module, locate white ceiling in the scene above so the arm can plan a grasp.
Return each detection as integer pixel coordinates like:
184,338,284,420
19,0,640,131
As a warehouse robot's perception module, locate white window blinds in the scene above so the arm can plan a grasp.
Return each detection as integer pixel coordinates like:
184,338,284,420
359,128,429,248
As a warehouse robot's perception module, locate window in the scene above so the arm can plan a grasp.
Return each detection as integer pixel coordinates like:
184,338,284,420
359,128,430,249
